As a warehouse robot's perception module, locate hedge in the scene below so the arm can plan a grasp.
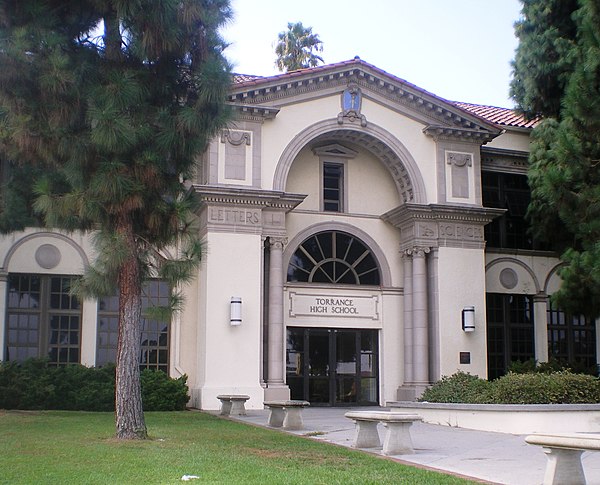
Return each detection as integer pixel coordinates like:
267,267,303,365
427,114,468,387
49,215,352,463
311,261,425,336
0,359,189,411
420,370,600,404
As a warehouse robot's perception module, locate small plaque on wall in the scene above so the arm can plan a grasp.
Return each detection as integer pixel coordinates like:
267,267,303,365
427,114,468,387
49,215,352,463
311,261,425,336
459,352,471,365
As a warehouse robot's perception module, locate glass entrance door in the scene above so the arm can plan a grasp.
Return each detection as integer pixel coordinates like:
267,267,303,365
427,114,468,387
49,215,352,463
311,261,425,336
286,327,378,406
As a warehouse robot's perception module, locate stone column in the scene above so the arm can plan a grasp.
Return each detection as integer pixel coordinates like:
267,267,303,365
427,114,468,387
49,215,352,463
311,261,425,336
0,271,7,360
411,247,430,385
265,236,290,400
533,293,549,364
402,251,414,384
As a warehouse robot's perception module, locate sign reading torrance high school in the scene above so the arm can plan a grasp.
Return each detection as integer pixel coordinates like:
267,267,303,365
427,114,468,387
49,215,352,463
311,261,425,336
289,292,379,320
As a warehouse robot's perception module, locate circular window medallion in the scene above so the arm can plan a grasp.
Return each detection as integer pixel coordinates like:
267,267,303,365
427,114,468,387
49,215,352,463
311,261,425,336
35,244,61,269
499,268,518,289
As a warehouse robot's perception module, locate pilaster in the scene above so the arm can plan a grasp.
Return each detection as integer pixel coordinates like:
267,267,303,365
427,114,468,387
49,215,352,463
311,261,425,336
265,236,290,401
533,293,549,364
0,271,7,360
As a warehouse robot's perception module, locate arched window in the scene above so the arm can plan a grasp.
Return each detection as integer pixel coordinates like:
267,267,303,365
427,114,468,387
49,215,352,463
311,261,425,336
287,231,381,285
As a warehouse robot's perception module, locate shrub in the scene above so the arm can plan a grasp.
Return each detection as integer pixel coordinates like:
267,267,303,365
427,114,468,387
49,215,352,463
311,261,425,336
490,371,600,404
509,357,597,376
420,370,600,404
141,369,189,411
0,359,189,411
419,371,492,403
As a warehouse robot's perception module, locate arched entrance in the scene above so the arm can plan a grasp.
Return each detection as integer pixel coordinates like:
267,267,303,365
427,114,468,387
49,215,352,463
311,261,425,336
285,230,382,406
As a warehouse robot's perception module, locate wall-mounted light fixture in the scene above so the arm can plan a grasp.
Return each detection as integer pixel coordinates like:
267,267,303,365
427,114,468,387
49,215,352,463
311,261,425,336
462,306,475,332
230,297,242,326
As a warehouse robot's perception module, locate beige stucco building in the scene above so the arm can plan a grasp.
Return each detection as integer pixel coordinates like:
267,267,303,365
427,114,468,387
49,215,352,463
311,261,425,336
1,58,597,409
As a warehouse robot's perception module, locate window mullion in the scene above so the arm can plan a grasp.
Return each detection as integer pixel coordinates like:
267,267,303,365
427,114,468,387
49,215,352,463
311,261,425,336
40,276,49,359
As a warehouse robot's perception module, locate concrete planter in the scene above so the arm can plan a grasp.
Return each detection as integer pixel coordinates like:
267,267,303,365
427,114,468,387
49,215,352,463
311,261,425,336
387,401,600,434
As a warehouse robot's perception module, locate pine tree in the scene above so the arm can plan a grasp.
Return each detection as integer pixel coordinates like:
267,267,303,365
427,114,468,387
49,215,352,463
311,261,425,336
275,22,324,72
0,0,232,439
512,0,600,317
510,0,579,119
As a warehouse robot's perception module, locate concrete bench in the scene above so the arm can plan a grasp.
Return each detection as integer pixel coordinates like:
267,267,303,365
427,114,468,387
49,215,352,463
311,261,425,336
264,400,310,430
526,433,600,485
345,411,422,455
217,395,250,416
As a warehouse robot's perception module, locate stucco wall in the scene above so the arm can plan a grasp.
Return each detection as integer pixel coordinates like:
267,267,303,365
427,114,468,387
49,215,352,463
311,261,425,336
191,231,265,410
436,246,488,378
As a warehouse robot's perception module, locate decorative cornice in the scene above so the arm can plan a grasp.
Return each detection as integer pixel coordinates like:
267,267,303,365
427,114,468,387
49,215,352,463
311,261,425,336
481,147,529,174
228,103,280,122
423,125,497,144
194,185,306,211
195,186,306,237
229,61,502,136
383,203,505,226
382,203,506,251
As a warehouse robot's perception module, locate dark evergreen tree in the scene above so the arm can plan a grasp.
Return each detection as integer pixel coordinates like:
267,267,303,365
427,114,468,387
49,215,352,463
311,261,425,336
0,0,232,439
510,0,579,119
512,0,600,317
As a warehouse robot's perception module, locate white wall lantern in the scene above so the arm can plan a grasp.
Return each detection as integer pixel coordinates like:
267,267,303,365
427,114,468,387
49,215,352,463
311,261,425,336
230,297,242,326
462,306,475,332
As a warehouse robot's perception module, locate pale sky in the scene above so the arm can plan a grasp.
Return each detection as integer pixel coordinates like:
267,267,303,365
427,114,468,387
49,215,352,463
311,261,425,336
222,0,523,108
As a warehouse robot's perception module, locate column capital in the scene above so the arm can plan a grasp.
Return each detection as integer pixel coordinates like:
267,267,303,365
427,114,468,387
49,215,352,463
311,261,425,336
405,246,431,258
268,236,288,250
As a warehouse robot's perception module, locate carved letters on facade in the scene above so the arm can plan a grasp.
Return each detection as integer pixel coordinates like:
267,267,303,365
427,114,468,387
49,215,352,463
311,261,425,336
289,292,379,320
208,207,261,225
439,223,483,241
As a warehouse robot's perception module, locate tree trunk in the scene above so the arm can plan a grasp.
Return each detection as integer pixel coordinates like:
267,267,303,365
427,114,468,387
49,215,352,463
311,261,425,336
115,217,147,439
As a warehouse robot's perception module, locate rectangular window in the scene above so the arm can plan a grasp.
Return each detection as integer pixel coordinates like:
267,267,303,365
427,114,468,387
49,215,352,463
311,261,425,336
547,304,597,373
6,274,81,365
323,162,343,212
486,293,534,379
482,171,537,250
96,280,171,373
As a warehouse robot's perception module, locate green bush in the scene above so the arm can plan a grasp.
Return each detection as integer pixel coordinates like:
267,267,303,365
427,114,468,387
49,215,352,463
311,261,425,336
420,371,493,404
0,359,189,411
420,370,600,404
490,371,600,404
509,357,598,376
141,369,189,411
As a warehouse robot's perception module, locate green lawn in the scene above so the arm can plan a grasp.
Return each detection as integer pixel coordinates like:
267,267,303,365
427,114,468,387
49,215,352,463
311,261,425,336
0,410,474,484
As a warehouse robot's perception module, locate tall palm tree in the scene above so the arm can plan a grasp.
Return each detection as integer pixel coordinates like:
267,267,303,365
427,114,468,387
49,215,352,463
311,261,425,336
275,22,324,72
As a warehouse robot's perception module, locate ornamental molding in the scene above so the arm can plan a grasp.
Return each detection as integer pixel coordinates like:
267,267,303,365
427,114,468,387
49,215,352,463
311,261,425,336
228,103,280,122
194,185,306,211
268,236,288,250
195,185,305,236
481,147,529,175
312,143,358,159
230,63,501,136
423,125,497,144
220,130,251,146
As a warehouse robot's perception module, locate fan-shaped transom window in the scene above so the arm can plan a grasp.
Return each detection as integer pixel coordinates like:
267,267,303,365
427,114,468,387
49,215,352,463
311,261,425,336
287,231,381,285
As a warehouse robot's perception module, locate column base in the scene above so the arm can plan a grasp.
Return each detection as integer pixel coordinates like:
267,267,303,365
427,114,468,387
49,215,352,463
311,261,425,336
264,384,290,402
396,384,429,402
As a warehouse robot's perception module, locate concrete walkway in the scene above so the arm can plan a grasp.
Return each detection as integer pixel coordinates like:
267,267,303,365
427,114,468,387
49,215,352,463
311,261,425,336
228,406,600,485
